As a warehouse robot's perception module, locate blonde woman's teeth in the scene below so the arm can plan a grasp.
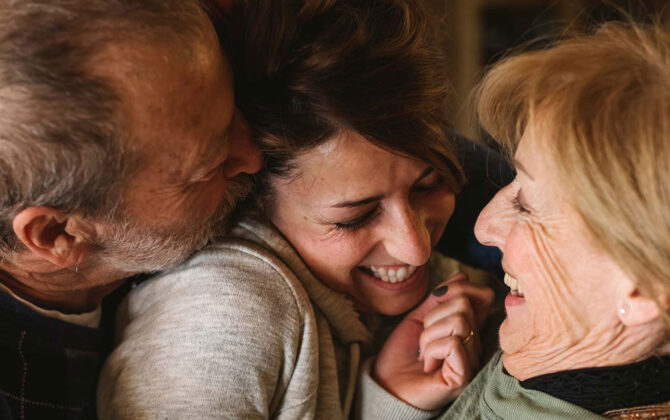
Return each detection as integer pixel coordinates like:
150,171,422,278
369,265,418,283
504,273,524,296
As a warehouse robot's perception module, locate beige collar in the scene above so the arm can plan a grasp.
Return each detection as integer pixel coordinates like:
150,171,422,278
0,282,101,329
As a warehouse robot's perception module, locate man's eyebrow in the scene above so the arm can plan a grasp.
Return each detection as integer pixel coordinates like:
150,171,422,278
195,133,231,170
514,159,534,180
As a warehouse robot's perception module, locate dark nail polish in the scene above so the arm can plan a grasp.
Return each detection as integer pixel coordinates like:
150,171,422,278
432,285,448,297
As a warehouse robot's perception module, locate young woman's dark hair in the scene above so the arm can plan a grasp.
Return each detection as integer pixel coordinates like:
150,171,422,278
228,0,464,211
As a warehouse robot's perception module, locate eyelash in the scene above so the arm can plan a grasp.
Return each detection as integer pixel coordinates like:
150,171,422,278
414,177,446,193
333,178,446,232
334,207,380,232
513,195,529,213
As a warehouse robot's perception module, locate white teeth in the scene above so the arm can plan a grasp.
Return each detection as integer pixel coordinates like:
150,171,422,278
504,273,524,296
368,264,419,283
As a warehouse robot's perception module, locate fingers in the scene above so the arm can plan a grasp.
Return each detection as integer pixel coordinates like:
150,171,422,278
419,311,470,355
430,272,494,313
377,316,424,367
461,332,481,374
428,274,495,329
423,294,476,333
404,272,469,323
419,314,480,373
440,341,473,390
421,336,473,390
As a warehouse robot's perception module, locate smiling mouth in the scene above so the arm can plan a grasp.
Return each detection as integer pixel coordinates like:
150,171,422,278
504,273,525,297
361,265,418,284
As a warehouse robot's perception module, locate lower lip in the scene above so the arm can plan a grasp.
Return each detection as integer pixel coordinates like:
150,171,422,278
359,266,426,291
505,292,526,307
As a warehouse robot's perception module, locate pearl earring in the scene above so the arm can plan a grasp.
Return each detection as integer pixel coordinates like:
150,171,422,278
618,305,629,316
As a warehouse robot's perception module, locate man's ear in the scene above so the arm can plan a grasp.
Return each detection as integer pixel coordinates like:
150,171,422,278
12,207,96,269
619,286,670,327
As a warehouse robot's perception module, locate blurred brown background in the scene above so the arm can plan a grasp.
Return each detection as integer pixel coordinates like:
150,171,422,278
426,0,669,139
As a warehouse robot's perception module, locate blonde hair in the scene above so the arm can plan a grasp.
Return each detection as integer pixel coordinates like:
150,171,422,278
477,21,670,325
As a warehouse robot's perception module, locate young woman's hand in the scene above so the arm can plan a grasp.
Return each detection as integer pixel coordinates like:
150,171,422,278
372,272,494,411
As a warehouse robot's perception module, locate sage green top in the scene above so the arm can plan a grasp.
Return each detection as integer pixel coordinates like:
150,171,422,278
440,351,605,420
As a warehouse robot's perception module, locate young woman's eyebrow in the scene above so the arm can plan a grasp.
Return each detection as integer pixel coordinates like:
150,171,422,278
413,167,434,184
331,194,384,208
330,167,435,208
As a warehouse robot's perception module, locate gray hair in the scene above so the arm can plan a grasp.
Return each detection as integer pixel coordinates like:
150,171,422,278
0,0,212,255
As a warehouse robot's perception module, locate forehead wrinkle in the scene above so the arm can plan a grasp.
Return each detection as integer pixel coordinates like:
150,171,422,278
290,146,341,197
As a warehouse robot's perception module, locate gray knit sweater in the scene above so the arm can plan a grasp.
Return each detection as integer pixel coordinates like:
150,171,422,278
98,217,462,419
438,351,605,419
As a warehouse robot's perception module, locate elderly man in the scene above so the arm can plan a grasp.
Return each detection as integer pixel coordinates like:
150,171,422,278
0,0,261,418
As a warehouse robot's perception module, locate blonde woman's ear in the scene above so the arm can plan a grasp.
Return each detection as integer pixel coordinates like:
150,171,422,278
618,288,670,327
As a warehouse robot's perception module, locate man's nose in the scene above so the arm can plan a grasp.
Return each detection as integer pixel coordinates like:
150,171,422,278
223,109,263,178
383,207,432,267
474,187,512,250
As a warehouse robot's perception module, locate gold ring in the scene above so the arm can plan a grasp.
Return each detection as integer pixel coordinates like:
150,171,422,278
461,329,475,345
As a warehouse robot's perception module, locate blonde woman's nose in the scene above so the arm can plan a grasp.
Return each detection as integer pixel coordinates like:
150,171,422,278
474,188,511,250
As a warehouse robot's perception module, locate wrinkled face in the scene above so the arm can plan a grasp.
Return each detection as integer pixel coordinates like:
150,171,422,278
95,28,262,273
474,125,633,362
269,132,455,315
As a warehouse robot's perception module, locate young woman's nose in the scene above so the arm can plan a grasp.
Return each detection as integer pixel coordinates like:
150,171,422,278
382,208,432,267
474,185,513,250
223,109,263,178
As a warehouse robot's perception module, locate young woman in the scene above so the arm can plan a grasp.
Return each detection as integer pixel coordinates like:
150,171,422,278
99,1,505,418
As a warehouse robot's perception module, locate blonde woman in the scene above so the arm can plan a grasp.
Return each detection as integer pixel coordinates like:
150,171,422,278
431,21,670,419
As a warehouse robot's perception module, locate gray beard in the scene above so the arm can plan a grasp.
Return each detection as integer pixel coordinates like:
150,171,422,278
93,175,253,274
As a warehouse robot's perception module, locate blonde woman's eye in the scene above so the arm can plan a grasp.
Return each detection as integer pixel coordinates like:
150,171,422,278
512,195,529,213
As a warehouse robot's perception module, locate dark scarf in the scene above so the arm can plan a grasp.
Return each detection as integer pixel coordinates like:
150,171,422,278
520,354,670,414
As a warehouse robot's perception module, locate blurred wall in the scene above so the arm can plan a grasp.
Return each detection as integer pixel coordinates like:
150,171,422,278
424,0,669,140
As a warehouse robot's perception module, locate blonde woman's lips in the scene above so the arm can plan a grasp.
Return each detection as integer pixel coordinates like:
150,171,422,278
504,273,526,307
